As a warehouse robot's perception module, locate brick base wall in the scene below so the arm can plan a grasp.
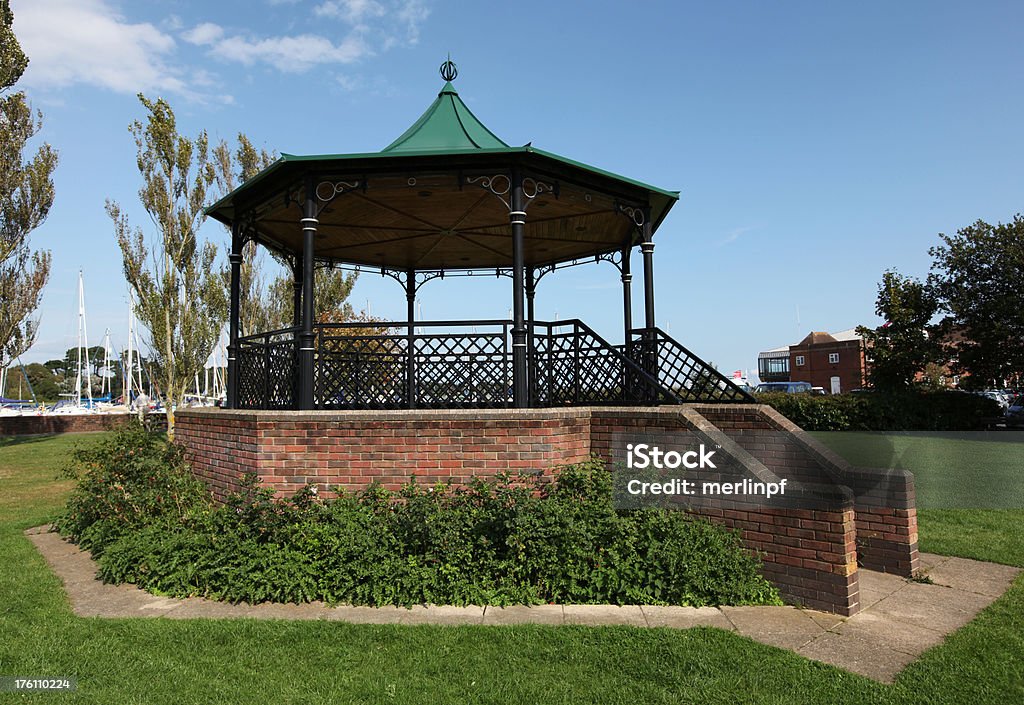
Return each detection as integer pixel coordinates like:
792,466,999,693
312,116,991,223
696,405,919,578
176,405,920,615
0,413,166,436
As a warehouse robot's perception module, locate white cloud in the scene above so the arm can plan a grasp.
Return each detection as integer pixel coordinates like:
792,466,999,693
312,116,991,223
315,0,385,23
182,22,225,46
182,0,430,75
186,27,369,73
11,0,190,96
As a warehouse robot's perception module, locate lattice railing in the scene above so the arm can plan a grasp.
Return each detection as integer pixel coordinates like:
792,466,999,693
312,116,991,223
314,320,510,409
628,327,755,403
414,331,510,408
317,332,406,409
530,320,673,406
234,321,752,409
237,327,298,409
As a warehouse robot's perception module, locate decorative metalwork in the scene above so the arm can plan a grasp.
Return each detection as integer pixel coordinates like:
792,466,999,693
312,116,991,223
414,331,510,408
628,327,755,403
440,55,458,82
314,321,510,410
317,331,406,409
236,328,299,409
315,179,362,214
464,173,556,213
520,176,557,208
615,202,646,228
533,250,622,285
465,174,512,210
530,320,670,406
235,320,753,410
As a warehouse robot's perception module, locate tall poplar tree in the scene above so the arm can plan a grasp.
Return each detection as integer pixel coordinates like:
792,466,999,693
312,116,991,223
0,0,56,370
108,95,227,436
211,136,358,335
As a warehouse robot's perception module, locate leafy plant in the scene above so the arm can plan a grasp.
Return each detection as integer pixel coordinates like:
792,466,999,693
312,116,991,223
60,448,780,608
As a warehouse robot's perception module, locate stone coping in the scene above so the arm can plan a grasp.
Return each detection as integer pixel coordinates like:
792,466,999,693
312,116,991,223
25,527,1020,683
175,404,767,423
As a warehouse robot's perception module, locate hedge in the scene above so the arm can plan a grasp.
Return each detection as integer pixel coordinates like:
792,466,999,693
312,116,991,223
56,424,781,609
756,390,1002,431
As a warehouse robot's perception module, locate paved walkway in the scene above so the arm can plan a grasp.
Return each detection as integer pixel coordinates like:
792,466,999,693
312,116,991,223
26,527,1020,683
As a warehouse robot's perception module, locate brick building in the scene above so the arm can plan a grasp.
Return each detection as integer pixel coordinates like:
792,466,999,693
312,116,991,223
758,328,868,393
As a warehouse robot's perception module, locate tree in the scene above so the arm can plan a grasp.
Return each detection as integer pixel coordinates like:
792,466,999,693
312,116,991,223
210,135,359,335
107,95,227,436
0,0,56,371
928,216,1024,389
212,135,275,335
856,270,940,391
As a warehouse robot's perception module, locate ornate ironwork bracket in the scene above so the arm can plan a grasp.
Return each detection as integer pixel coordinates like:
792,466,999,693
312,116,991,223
463,173,558,213
314,178,364,216
615,201,645,227
533,250,623,286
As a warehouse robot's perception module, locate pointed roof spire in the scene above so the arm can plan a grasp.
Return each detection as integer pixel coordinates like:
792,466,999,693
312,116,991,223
382,57,509,153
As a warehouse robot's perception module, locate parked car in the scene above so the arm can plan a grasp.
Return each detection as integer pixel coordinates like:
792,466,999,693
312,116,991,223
1005,396,1024,428
755,381,813,394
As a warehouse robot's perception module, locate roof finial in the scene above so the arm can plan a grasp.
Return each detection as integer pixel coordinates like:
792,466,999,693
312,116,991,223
439,53,458,82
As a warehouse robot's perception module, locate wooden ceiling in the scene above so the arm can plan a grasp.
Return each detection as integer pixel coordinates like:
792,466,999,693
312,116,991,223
254,173,639,270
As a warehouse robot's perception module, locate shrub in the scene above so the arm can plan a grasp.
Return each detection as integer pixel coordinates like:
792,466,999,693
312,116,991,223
757,390,1000,431
54,422,213,556
62,452,781,608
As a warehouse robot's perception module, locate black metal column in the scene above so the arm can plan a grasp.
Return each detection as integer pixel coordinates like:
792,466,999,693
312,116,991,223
292,256,303,329
405,269,416,408
510,169,528,408
226,222,243,408
640,207,655,329
298,178,317,410
525,267,536,405
621,244,633,343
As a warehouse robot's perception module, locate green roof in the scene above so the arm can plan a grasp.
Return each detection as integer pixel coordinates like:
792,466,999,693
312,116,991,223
382,81,509,152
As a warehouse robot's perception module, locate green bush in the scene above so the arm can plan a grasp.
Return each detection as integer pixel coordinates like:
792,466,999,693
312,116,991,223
54,422,213,556
757,390,1001,431
59,444,780,608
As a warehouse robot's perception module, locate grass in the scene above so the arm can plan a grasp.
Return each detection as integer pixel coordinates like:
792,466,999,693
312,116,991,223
0,432,1022,703
810,430,1024,509
811,430,1024,565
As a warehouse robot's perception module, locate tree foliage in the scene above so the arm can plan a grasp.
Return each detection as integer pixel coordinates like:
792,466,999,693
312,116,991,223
210,136,359,335
928,216,1024,389
212,135,275,335
0,0,56,369
856,270,940,391
108,95,227,435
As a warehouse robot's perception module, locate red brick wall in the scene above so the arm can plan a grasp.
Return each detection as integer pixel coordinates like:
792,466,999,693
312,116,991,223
175,409,591,498
0,413,166,436
789,339,866,392
175,404,920,615
696,404,919,578
586,407,859,615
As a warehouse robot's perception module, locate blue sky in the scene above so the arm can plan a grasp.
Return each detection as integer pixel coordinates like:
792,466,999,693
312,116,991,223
9,0,1024,379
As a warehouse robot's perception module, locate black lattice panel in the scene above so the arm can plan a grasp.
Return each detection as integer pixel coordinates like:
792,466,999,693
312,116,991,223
236,344,263,409
317,335,407,409
236,339,296,409
414,334,510,408
534,325,667,405
630,328,754,403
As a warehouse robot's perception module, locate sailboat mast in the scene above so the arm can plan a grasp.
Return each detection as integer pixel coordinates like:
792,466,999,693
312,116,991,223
75,271,84,406
81,273,93,407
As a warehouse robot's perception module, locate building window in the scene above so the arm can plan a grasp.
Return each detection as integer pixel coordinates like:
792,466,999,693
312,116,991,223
795,355,805,366
829,352,840,364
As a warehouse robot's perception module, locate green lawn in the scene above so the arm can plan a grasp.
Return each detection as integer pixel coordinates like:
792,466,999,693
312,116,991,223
0,433,1022,704
811,430,1024,509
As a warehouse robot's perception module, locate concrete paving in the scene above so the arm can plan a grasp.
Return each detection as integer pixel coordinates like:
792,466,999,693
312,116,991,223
26,528,1021,683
